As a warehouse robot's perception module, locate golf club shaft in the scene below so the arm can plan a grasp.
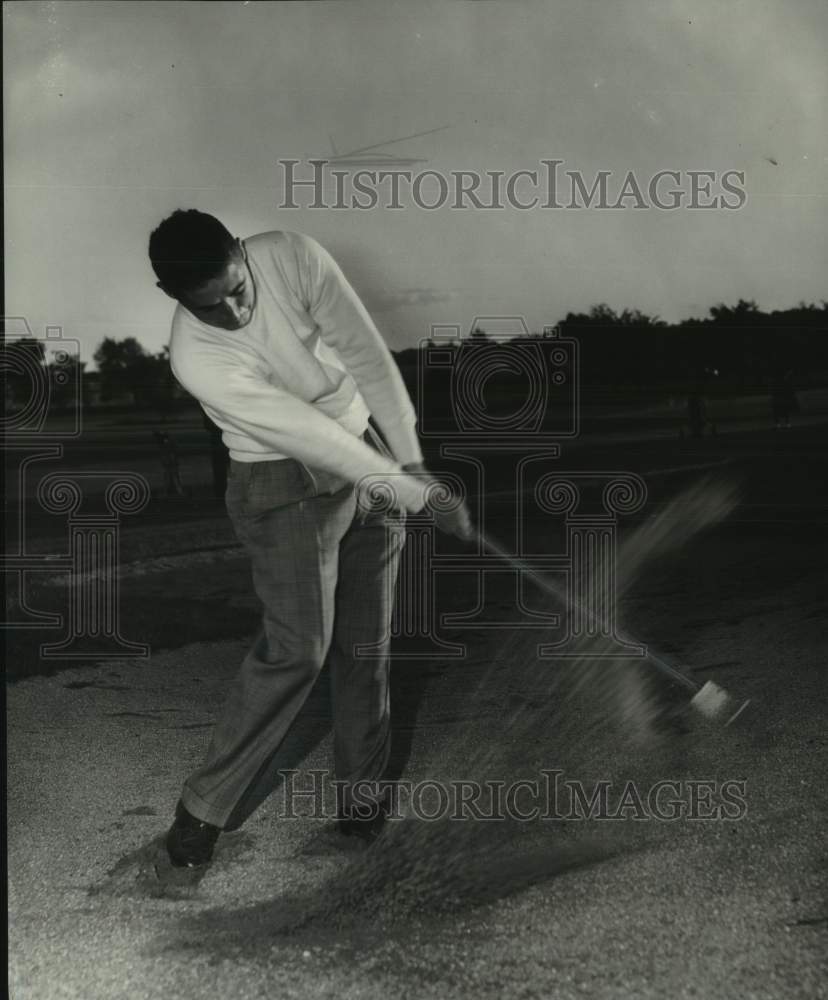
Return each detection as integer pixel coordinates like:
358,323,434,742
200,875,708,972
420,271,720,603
475,529,701,694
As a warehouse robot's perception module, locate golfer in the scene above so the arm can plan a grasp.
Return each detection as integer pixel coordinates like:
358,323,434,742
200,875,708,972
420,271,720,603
149,210,472,867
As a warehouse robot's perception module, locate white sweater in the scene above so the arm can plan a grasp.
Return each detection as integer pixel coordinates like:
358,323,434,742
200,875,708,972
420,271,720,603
169,230,429,513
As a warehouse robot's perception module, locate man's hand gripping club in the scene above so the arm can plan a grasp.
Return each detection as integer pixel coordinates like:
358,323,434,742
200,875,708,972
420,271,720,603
401,461,476,541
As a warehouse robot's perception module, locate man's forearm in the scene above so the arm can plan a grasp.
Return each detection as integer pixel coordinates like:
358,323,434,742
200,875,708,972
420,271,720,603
181,364,429,512
299,234,425,467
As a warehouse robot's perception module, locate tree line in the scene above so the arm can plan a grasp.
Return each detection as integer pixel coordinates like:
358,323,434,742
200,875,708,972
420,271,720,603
394,300,828,411
4,300,826,416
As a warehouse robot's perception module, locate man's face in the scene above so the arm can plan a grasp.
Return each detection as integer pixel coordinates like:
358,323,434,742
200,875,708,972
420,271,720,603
177,241,256,331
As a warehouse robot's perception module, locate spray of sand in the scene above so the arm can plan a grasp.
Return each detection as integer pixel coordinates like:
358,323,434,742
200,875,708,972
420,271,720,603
277,477,741,930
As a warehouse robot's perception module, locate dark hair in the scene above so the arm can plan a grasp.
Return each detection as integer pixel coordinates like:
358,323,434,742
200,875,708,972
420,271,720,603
148,209,238,296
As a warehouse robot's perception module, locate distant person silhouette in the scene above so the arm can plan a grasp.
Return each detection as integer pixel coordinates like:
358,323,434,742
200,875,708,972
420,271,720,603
684,368,717,439
772,369,798,429
153,429,186,496
686,392,707,439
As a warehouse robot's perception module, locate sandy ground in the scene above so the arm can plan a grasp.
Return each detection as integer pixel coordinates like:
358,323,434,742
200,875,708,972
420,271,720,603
7,418,828,999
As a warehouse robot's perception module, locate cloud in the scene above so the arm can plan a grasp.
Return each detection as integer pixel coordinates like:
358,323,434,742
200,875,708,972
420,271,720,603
366,288,456,312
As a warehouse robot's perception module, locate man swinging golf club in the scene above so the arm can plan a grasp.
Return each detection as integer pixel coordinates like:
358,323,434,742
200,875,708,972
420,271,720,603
149,210,473,868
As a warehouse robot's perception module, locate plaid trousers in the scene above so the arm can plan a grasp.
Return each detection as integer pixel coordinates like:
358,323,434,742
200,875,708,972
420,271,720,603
180,429,406,828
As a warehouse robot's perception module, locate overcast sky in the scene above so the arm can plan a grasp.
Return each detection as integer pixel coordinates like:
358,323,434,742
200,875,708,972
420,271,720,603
5,0,827,364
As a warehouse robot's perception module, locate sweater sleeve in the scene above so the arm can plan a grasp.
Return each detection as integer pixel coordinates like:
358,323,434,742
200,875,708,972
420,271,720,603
293,233,425,468
169,339,429,514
